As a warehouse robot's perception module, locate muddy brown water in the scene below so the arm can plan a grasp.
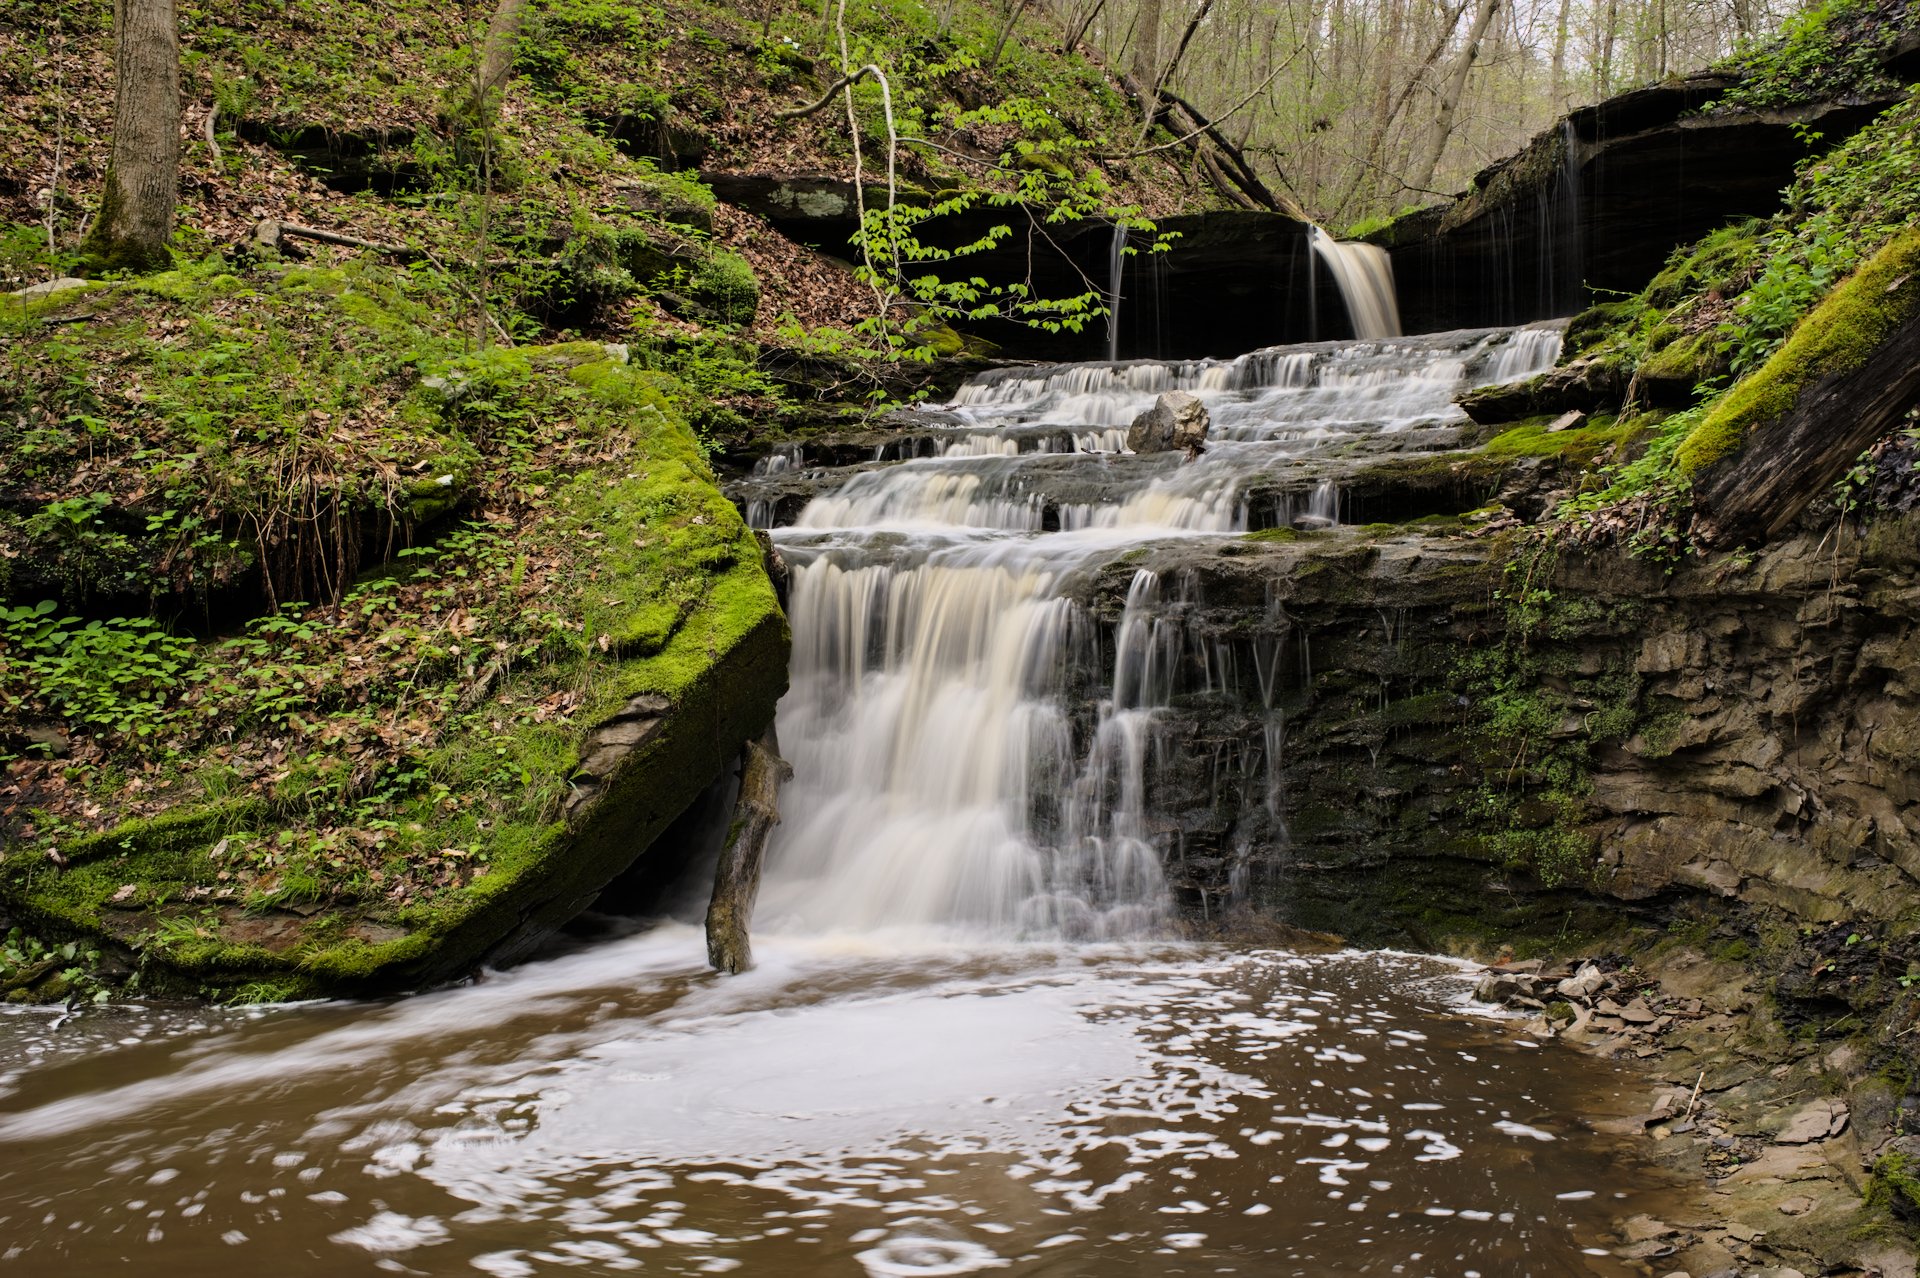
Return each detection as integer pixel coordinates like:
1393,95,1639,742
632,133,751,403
0,928,1680,1276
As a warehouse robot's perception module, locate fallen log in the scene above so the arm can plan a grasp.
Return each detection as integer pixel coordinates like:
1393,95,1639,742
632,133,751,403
1114,72,1297,218
1683,225,1920,544
251,218,421,259
704,726,792,974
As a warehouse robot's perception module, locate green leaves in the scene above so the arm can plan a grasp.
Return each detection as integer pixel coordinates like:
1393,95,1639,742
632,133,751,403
0,604,196,739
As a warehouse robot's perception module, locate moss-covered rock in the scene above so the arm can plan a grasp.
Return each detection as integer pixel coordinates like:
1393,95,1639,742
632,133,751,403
1676,224,1920,475
0,289,791,998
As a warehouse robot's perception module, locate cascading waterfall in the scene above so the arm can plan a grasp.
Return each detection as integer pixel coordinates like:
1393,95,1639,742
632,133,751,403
1309,224,1403,339
752,323,1564,940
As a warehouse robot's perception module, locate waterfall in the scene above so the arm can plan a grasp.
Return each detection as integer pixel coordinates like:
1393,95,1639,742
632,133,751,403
1106,221,1128,363
1477,326,1565,385
1541,120,1586,319
753,324,1563,940
1309,225,1403,340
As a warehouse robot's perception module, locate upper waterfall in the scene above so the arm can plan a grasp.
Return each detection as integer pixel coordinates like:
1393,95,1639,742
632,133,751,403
1310,225,1403,340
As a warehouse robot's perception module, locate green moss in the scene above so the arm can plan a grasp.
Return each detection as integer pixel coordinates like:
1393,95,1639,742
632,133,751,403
1481,416,1636,463
1713,937,1755,962
687,250,760,327
1869,1151,1920,1217
54,800,265,865
1643,221,1765,308
1244,526,1328,544
1563,300,1646,356
1677,224,1920,475
1636,330,1718,386
0,336,788,998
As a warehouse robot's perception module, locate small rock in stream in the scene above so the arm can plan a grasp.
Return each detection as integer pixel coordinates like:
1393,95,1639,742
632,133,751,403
1127,390,1209,456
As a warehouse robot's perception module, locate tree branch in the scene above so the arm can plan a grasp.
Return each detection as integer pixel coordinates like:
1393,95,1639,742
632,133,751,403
775,65,877,119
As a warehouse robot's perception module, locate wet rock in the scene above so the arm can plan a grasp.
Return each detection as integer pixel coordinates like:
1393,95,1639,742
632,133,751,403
1127,391,1210,456
1558,962,1606,1000
1776,1194,1815,1215
1379,72,1910,332
1774,1099,1848,1145
1474,969,1536,1002
18,724,70,758
1616,1239,1679,1260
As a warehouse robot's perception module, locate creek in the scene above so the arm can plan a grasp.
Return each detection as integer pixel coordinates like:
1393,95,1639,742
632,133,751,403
0,930,1678,1275
0,326,1686,1276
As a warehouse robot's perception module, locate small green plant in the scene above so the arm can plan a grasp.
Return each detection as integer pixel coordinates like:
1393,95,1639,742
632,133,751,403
0,927,110,1003
0,600,197,738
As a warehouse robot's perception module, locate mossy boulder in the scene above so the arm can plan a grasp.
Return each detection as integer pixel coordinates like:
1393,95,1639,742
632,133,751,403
1635,330,1725,404
0,343,790,1000
1677,223,1920,476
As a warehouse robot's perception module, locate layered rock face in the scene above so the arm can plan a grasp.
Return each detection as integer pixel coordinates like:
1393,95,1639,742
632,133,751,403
1374,74,1913,333
1073,516,1920,945
695,184,1347,359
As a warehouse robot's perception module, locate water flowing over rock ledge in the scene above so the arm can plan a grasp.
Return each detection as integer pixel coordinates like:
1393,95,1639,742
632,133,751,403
1089,516,1920,943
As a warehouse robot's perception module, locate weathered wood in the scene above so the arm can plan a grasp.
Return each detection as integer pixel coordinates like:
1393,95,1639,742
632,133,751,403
252,219,420,258
705,727,792,974
1691,235,1920,545
1116,72,1295,217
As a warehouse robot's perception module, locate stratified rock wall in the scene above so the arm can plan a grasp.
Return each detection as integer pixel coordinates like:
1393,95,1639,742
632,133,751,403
1086,517,1920,946
1376,77,1907,333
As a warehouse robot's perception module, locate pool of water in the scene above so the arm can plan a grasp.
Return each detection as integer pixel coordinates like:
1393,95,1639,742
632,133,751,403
0,927,1675,1276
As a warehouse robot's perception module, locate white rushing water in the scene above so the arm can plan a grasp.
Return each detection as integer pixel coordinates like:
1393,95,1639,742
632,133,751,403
754,325,1563,943
1310,226,1403,340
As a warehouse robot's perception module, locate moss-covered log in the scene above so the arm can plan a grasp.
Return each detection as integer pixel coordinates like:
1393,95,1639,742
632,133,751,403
1681,226,1920,543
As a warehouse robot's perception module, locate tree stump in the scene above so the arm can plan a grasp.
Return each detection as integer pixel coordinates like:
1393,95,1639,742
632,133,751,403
704,727,792,974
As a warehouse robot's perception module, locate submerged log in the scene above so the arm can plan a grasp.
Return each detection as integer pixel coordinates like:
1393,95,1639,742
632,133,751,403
1684,226,1920,545
704,727,792,974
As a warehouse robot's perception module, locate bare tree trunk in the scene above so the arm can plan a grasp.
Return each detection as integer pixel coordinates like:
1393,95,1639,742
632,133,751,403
1151,0,1215,99
1597,0,1620,96
705,728,793,975
1408,0,1497,195
1335,0,1466,214
1060,0,1107,50
1131,0,1164,97
470,0,528,122
80,0,179,275
1549,0,1573,112
986,0,1037,71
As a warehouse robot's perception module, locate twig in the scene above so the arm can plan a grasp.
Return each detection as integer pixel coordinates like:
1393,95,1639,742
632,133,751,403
262,220,419,257
203,103,222,166
44,10,68,257
1108,56,1294,159
897,135,1020,174
417,245,516,347
775,65,877,119
1682,1069,1704,1121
